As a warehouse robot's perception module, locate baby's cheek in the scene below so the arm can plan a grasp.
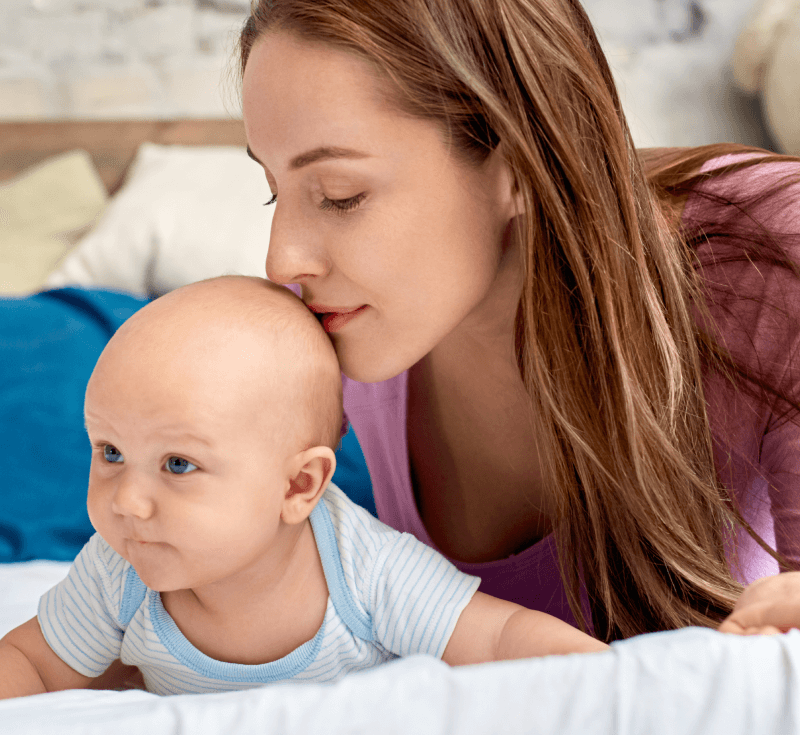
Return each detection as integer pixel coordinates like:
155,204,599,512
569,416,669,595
86,484,106,529
87,481,124,549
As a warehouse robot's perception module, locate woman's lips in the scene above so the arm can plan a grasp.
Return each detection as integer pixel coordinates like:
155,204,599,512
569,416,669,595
320,305,369,333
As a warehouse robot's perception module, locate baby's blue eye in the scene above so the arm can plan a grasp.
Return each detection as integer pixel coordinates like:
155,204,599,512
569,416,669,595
103,445,123,463
166,457,198,475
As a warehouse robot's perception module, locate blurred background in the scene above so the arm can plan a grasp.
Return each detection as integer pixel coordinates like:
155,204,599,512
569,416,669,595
0,0,798,152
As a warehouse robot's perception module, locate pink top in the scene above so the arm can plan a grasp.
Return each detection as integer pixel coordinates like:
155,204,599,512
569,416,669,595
304,154,800,627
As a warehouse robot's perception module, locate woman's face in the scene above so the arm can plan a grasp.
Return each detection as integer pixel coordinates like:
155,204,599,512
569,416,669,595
242,31,521,383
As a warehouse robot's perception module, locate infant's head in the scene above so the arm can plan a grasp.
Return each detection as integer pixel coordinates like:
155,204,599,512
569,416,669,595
83,275,343,592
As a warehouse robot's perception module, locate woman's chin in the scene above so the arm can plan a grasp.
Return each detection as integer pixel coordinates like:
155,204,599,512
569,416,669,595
337,344,417,384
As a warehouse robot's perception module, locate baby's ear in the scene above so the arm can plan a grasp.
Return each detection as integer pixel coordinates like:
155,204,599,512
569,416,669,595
282,446,337,525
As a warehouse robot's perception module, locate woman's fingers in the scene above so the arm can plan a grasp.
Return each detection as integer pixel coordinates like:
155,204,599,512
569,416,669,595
720,601,800,635
718,618,746,634
719,618,786,636
718,572,800,635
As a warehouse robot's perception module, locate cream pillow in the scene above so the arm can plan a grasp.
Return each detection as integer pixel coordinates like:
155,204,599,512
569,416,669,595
732,0,800,155
0,150,107,295
46,143,275,297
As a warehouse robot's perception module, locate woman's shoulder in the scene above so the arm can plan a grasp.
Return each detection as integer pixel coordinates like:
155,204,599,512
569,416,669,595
689,151,800,418
683,149,800,233
642,145,800,232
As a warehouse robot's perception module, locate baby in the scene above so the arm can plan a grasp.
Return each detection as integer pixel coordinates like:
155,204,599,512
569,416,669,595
0,275,606,698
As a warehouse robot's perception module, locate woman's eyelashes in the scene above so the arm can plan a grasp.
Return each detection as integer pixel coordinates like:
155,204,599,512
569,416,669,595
263,192,366,215
320,192,366,216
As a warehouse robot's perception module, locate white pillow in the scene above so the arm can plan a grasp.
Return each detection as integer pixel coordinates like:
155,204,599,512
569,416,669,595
45,143,274,297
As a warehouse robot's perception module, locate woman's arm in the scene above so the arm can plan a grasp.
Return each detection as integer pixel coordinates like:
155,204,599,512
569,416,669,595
442,591,608,666
0,617,94,699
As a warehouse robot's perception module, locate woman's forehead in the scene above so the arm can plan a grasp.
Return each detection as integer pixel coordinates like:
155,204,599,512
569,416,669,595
242,33,412,169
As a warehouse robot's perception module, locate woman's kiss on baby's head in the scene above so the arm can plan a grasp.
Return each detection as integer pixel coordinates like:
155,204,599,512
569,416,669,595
82,275,342,599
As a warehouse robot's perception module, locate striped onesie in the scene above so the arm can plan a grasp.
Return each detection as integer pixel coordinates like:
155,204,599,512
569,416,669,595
37,483,480,695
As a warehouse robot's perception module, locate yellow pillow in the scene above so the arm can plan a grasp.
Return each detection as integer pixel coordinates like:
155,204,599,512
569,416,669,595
0,150,108,295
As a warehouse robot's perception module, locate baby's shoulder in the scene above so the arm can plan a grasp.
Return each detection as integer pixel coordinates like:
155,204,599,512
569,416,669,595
321,483,400,551
75,533,142,625
316,483,408,636
79,533,128,580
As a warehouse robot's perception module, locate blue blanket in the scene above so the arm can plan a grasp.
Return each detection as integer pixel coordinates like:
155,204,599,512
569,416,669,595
0,288,374,562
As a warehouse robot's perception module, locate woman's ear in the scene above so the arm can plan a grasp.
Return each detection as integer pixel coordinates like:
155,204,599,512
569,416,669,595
488,142,524,220
281,446,337,525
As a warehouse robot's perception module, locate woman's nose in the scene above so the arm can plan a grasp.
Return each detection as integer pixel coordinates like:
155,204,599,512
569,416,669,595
265,208,329,284
111,472,155,521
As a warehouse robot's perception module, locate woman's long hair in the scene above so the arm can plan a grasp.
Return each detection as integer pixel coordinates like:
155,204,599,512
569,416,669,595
239,0,800,640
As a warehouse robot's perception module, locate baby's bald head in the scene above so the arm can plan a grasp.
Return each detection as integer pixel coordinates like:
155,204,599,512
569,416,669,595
91,276,343,454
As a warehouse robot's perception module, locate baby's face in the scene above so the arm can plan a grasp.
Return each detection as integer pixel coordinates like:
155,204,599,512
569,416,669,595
83,279,334,593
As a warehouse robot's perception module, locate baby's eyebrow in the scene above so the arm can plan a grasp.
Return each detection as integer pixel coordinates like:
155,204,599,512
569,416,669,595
159,431,215,449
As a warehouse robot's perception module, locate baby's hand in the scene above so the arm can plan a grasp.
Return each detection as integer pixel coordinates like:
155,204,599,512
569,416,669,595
719,572,800,636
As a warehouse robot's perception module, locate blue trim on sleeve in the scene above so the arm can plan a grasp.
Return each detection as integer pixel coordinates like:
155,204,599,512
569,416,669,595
119,566,147,626
309,497,374,642
149,591,328,683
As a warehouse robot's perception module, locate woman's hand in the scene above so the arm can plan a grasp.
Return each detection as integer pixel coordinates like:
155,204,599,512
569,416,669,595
719,572,800,636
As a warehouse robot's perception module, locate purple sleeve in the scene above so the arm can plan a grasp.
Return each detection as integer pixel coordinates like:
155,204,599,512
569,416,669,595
690,155,800,568
761,404,800,568
749,163,800,567
709,157,800,567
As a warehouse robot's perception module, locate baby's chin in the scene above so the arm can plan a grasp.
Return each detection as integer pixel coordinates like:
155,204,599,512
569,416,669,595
115,538,187,592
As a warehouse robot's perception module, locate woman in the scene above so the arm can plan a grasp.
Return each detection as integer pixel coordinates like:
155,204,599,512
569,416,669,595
238,0,800,642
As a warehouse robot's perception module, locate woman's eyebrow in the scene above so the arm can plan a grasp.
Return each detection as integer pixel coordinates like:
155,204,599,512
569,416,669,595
246,145,371,170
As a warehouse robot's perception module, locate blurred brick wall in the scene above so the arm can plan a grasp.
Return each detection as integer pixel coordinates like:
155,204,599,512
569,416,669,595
0,0,249,120
0,0,769,150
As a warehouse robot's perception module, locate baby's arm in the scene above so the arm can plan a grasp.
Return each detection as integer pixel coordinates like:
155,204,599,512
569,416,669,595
0,617,93,699
442,592,608,665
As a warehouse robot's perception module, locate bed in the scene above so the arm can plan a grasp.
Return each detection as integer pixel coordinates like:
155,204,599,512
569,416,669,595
2,120,800,735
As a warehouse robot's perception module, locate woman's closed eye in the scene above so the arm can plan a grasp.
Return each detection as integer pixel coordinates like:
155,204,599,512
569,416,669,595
165,457,198,475
320,192,366,215
263,192,366,216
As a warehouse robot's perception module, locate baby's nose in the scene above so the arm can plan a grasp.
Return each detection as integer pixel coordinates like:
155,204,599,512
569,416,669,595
111,473,156,520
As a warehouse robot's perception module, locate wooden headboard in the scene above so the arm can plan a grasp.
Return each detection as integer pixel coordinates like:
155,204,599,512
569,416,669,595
0,119,247,195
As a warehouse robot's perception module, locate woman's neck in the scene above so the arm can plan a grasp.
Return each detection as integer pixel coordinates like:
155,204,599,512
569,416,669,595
408,243,559,560
428,219,523,375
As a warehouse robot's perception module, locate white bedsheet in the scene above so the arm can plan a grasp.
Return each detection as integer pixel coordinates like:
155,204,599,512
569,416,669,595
1,560,799,735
